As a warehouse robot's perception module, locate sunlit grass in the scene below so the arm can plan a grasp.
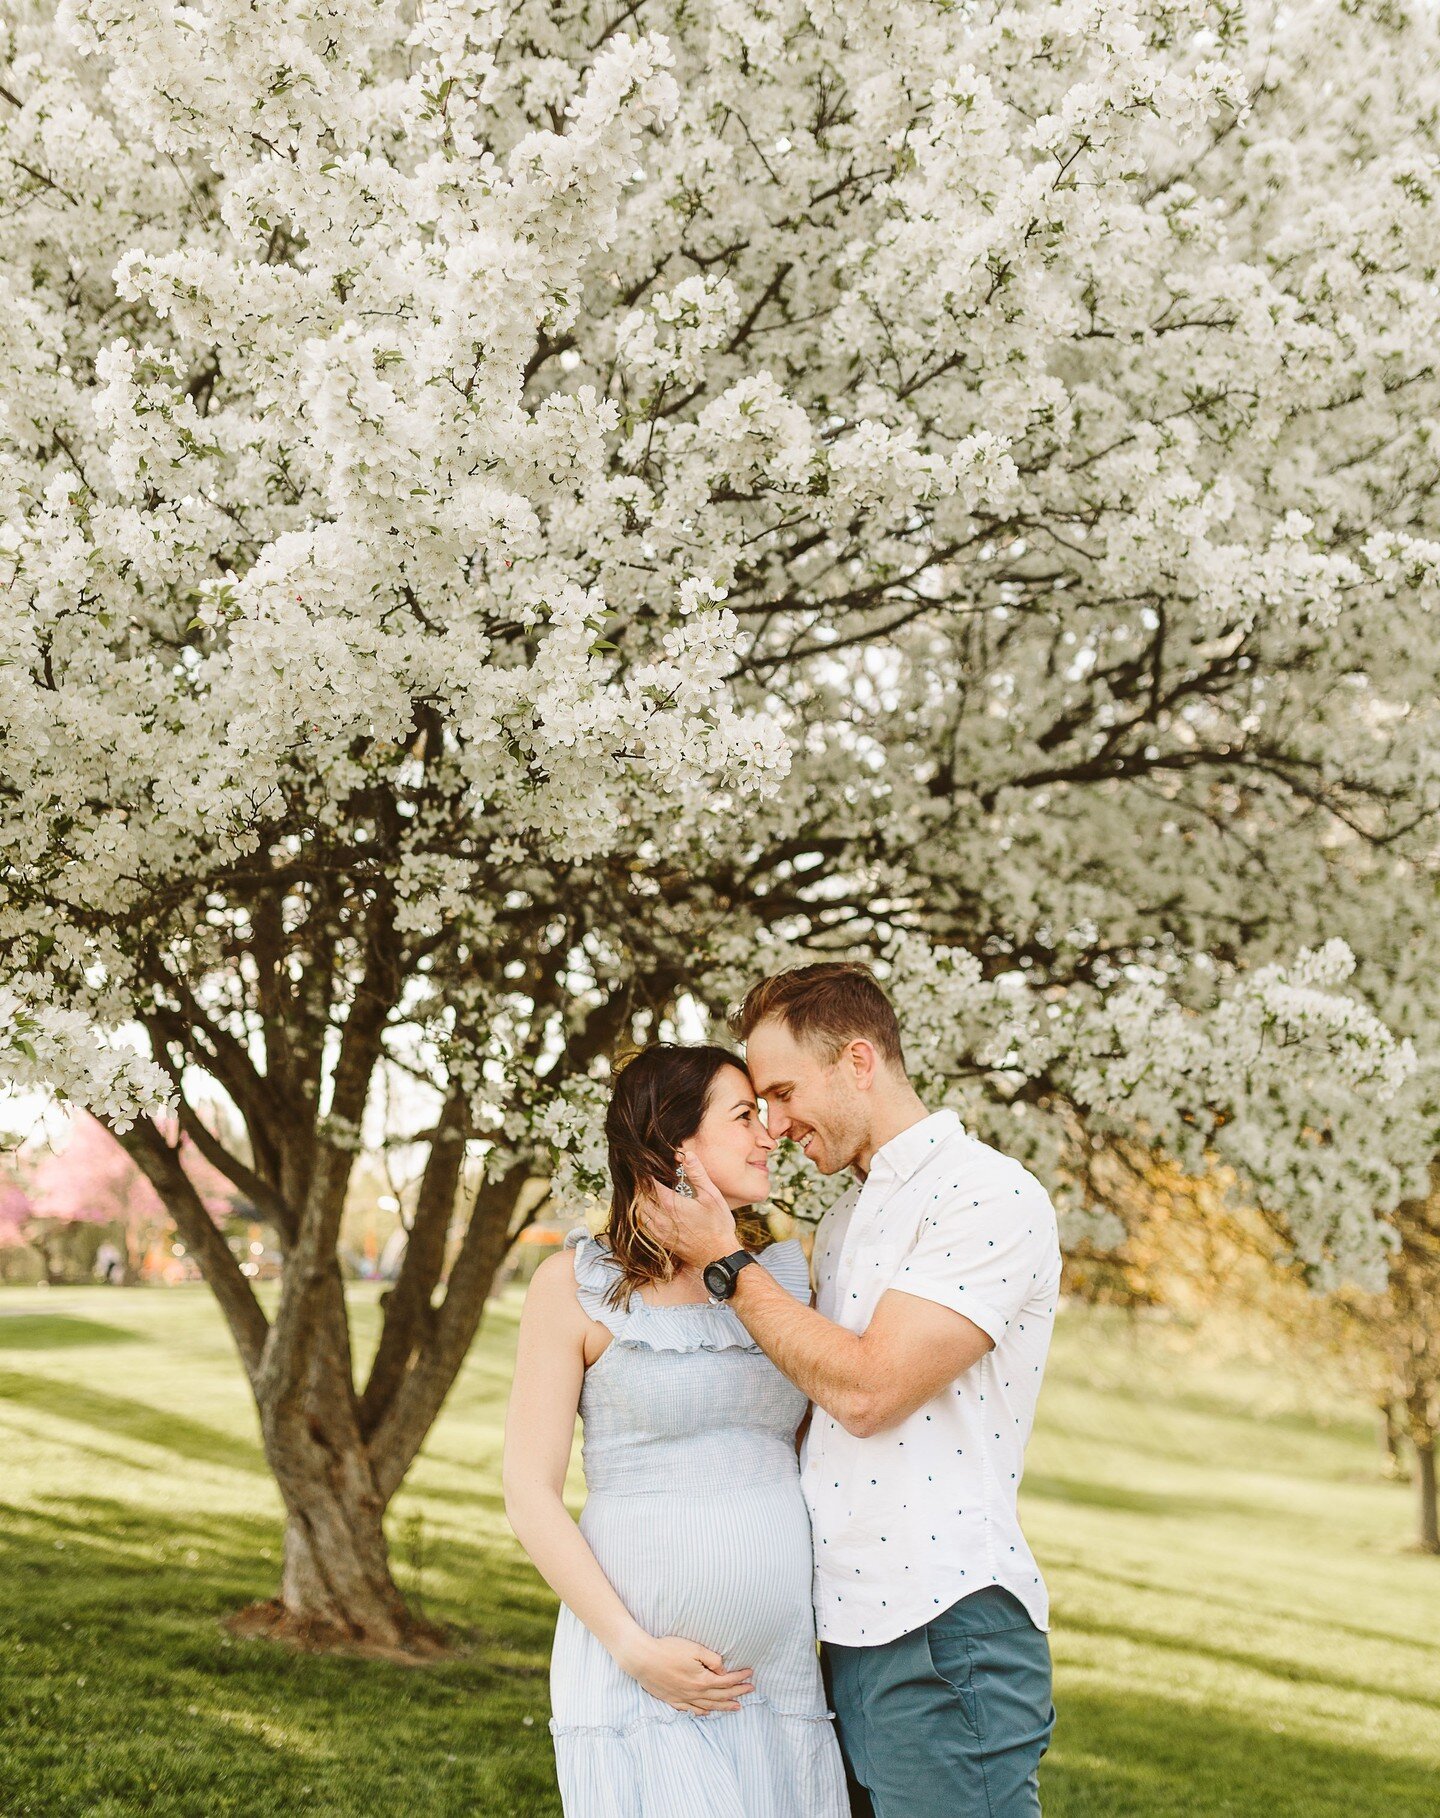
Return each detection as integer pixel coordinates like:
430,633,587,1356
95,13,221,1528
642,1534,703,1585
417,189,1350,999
0,1286,1436,1815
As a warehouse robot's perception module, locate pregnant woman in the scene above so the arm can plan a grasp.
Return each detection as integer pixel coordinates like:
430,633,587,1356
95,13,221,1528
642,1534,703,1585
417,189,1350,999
503,1043,849,1817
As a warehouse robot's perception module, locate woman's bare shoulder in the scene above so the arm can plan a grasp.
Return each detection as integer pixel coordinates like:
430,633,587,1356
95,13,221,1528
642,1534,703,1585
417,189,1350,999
526,1245,579,1301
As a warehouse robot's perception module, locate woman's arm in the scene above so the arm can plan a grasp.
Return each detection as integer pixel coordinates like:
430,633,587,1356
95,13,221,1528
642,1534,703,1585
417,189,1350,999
502,1249,755,1715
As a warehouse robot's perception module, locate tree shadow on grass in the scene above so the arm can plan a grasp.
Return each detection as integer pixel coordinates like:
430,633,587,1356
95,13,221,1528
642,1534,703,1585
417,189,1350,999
1060,1610,1440,1714
0,1313,142,1350
396,1476,507,1515
0,1367,268,1474
1022,1473,1260,1521
0,1496,563,1818
1045,1684,1440,1817
1051,1363,1378,1446
1053,1557,1440,1658
4,1495,1437,1818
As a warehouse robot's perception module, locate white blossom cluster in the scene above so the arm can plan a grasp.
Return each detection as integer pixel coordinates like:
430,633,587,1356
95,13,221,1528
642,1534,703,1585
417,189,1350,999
4,0,1440,1286
0,984,170,1133
532,1078,613,1219
885,935,1418,1291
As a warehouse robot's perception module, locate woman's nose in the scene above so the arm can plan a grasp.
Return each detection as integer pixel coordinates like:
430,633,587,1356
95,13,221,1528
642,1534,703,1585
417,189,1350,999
755,1123,777,1151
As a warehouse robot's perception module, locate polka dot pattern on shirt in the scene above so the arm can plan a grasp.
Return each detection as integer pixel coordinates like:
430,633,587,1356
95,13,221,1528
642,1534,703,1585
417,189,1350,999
800,1109,1062,1650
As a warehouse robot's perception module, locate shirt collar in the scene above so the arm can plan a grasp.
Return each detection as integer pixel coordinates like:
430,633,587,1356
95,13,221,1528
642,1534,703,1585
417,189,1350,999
864,1108,963,1187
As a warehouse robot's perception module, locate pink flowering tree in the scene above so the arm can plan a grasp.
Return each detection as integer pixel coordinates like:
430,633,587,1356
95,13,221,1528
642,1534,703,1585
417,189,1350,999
0,1178,34,1257
19,1110,242,1279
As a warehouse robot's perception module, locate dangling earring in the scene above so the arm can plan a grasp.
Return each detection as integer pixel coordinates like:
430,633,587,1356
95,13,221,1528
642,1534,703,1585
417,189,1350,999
675,1159,695,1199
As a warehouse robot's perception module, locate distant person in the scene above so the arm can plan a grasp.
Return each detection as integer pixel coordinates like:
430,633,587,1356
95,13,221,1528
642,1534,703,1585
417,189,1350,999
644,963,1062,1818
93,1240,123,1285
503,1044,849,1816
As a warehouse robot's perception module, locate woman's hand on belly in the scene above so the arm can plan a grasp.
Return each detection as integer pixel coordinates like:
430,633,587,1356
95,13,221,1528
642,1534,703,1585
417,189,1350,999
615,1633,756,1715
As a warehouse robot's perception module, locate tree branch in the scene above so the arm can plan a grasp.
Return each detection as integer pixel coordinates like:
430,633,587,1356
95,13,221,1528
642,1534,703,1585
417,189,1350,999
111,1115,268,1381
258,891,402,1416
371,1160,531,1503
359,1086,472,1435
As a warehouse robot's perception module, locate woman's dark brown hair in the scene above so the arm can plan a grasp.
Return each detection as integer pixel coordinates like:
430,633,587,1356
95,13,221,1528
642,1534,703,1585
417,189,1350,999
601,1043,769,1309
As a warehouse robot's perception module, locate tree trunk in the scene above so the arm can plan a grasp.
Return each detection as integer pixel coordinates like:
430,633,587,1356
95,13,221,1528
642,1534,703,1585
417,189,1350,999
1415,1434,1439,1556
112,1061,532,1657
227,1460,444,1658
229,1409,447,1657
1380,1399,1410,1481
1404,1386,1439,1556
225,1464,443,1659
230,1269,448,1658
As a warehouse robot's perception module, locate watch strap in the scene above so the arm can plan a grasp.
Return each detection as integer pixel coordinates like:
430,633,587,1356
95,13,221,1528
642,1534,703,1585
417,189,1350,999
705,1249,756,1299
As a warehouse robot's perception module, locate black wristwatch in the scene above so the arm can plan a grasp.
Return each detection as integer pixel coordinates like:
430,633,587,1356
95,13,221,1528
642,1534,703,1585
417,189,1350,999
703,1249,757,1301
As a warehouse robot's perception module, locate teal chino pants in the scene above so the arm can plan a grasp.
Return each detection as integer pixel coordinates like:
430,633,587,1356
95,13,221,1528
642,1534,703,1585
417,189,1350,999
822,1586,1055,1817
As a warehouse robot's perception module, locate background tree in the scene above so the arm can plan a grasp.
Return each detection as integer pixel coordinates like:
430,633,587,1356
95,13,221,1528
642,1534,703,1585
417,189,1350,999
1079,1146,1440,1555
20,1109,242,1280
1354,1180,1440,1554
2,0,1439,1649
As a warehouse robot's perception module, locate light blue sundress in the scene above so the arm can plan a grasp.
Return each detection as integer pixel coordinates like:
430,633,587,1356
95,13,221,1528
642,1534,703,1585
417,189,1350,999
549,1230,850,1818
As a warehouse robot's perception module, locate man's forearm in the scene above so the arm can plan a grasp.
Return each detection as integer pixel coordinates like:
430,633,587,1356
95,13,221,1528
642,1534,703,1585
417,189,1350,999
729,1263,874,1431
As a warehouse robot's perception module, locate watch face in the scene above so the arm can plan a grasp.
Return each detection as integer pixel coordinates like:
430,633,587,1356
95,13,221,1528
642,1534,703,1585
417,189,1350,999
702,1261,730,1298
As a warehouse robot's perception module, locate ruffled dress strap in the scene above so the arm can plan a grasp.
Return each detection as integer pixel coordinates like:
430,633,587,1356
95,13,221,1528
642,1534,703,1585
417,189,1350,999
757,1237,812,1305
565,1229,812,1354
564,1227,629,1335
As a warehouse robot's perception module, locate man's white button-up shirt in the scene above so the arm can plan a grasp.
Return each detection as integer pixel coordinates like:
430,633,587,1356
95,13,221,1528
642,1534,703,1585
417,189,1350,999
800,1109,1061,1648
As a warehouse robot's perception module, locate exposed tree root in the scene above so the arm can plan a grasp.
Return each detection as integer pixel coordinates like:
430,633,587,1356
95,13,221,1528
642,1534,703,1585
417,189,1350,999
224,1597,453,1665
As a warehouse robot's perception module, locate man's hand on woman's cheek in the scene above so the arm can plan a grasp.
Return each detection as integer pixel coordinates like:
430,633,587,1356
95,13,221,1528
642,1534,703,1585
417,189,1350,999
640,1150,739,1268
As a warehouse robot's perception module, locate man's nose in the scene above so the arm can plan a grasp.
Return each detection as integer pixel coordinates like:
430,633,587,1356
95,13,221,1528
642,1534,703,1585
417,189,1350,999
754,1121,777,1151
763,1104,791,1138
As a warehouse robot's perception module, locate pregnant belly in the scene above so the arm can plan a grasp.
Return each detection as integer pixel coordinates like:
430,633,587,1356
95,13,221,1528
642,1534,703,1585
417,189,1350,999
580,1476,816,1669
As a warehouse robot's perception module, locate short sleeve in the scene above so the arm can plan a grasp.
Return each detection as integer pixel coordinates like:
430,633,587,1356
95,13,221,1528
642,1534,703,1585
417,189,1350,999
756,1237,812,1305
889,1166,1060,1345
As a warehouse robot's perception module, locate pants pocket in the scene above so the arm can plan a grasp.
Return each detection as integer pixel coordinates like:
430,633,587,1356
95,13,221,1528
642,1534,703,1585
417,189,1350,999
920,1620,982,1734
923,1592,1054,1747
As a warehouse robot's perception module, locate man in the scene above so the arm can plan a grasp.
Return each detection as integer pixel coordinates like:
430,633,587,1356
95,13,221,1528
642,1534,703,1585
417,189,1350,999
647,961,1061,1818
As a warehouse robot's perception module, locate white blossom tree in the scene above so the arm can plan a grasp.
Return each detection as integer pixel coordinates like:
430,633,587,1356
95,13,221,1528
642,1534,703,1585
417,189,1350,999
3,0,1439,1648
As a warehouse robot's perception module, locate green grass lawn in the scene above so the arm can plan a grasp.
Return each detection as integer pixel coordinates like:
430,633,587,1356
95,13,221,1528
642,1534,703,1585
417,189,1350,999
0,1286,1436,1817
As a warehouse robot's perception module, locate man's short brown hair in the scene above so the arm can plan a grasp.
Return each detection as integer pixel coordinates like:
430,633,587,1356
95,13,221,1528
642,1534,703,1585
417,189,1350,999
728,961,906,1068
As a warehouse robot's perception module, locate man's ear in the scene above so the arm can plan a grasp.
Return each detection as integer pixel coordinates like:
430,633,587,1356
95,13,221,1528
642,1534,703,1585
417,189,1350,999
847,1038,878,1092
